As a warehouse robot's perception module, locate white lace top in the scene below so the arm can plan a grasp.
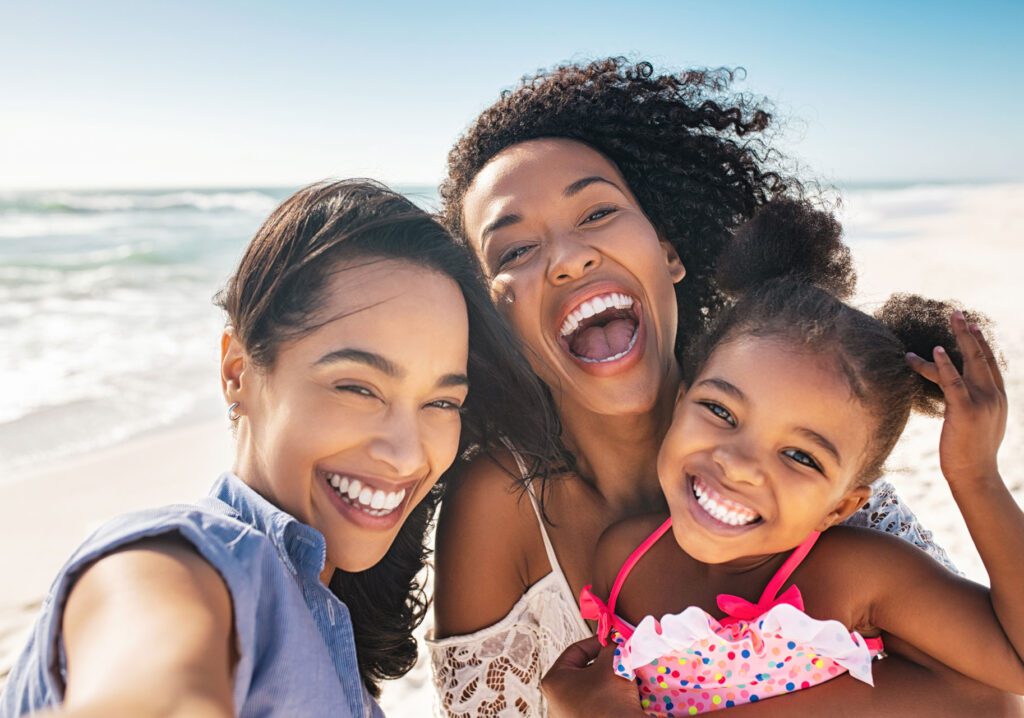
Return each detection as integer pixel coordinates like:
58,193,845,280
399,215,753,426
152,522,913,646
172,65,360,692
427,478,957,717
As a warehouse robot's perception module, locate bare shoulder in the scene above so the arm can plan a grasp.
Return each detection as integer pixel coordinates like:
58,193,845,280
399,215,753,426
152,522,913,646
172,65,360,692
799,525,966,618
62,534,235,715
433,448,549,637
593,513,669,597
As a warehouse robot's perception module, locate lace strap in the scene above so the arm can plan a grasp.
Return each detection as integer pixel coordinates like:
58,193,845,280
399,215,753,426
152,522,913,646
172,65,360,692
607,517,674,617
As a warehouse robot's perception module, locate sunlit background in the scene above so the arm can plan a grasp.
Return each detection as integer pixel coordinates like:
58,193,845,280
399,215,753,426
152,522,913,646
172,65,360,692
1,1,1022,712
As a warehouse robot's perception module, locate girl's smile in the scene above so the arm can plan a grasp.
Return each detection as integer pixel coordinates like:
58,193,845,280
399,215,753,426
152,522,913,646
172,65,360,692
659,336,873,565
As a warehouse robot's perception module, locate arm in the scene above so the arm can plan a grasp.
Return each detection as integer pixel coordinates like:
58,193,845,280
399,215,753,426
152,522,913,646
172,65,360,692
542,634,1022,717
433,452,538,638
867,313,1024,691
46,536,236,718
430,452,554,716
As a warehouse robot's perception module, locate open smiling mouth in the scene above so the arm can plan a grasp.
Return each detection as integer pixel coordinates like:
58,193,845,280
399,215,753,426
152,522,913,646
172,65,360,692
558,292,640,363
323,471,407,518
689,474,763,528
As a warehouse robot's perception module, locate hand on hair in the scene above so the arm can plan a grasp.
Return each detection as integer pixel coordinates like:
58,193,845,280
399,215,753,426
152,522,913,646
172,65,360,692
905,311,1007,488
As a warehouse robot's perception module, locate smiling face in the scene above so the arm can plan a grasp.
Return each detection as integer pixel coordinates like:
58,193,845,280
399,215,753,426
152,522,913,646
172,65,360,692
461,138,686,417
224,258,469,576
658,336,875,565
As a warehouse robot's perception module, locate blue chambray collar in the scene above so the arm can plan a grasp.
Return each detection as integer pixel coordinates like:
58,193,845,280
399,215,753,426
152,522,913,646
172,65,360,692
210,472,328,580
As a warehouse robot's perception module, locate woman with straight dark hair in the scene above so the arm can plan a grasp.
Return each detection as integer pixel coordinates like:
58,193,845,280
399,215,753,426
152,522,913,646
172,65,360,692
0,179,560,717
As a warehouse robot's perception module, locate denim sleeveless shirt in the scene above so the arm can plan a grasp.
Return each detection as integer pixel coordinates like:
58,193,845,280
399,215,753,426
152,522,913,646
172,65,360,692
1,473,384,718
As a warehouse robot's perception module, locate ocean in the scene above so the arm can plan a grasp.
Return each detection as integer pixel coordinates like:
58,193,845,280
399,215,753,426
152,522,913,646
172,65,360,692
0,185,438,482
0,181,1017,483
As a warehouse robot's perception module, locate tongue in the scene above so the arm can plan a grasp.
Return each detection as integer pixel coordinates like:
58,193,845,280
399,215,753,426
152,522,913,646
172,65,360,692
570,318,636,360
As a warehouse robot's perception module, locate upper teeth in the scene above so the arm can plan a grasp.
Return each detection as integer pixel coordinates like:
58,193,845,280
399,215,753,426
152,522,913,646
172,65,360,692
327,473,406,515
559,293,634,337
693,476,759,527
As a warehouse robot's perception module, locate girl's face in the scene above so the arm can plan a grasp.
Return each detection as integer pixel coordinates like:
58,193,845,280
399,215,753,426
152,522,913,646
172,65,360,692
658,336,874,565
223,259,469,578
461,138,686,417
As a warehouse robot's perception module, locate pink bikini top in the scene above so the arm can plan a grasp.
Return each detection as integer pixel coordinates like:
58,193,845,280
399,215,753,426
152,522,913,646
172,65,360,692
580,517,884,655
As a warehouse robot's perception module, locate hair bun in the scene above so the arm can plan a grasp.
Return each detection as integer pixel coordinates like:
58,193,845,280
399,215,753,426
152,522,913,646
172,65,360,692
716,198,856,300
874,293,999,416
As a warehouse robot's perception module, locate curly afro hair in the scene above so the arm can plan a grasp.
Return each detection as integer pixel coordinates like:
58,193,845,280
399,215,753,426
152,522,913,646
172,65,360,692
441,57,801,356
685,199,998,484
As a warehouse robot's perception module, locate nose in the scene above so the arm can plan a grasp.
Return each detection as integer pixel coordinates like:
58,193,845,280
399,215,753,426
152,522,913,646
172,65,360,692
546,230,601,285
711,442,767,487
366,408,429,480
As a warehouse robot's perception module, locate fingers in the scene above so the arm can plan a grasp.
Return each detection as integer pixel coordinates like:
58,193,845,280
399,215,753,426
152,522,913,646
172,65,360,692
970,322,1006,395
547,636,604,672
906,352,940,384
932,345,971,405
951,311,997,394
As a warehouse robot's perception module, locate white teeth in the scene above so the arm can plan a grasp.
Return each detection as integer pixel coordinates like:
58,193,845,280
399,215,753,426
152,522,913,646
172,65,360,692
370,489,386,509
692,476,759,527
325,472,407,517
559,293,636,337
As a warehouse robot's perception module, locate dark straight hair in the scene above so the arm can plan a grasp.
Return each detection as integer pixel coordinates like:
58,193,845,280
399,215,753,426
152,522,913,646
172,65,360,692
215,179,562,696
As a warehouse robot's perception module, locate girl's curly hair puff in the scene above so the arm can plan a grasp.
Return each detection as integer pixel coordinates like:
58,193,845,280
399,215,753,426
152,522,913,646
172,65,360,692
442,57,801,354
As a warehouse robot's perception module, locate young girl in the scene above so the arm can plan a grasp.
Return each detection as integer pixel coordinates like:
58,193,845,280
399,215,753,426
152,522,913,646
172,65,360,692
0,180,558,717
579,199,1021,716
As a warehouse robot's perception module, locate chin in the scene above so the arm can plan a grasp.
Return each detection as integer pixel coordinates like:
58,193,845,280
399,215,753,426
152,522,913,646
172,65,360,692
328,543,390,575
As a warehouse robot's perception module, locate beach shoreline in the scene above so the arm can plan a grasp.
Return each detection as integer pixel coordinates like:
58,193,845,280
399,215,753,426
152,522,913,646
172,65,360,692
1,183,1022,713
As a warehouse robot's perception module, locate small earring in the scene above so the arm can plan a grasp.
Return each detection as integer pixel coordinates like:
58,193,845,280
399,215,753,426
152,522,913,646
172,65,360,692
227,402,241,422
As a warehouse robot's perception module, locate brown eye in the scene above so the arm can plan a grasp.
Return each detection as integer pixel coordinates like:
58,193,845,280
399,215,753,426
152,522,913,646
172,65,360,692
700,401,736,426
582,208,616,224
497,244,534,268
783,448,822,472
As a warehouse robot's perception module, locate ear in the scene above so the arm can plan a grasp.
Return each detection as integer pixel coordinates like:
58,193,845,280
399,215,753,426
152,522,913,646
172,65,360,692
220,329,251,407
661,240,686,284
816,484,872,532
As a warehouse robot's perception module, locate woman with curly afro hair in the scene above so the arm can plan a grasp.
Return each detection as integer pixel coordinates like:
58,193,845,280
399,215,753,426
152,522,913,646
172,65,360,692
428,58,1018,716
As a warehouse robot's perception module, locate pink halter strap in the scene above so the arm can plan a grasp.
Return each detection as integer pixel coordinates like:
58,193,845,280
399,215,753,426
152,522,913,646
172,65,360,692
606,517,675,617
606,518,823,620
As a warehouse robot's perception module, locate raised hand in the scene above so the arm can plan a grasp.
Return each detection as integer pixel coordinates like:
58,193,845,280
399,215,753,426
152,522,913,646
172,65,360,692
905,310,1007,488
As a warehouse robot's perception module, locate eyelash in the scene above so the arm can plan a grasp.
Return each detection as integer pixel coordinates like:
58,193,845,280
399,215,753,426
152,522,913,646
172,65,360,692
583,207,617,223
336,386,463,413
700,401,736,426
494,208,618,269
497,244,534,268
782,448,823,472
337,384,376,399
699,401,824,473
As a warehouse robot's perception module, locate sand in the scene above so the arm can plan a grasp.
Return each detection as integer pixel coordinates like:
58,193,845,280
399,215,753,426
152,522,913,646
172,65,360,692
1,183,1022,715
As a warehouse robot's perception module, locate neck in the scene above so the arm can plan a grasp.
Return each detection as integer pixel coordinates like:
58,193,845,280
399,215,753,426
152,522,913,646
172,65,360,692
557,364,681,513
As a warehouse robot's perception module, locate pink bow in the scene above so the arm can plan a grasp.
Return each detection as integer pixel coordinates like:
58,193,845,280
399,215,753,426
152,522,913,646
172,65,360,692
578,584,613,646
716,584,804,626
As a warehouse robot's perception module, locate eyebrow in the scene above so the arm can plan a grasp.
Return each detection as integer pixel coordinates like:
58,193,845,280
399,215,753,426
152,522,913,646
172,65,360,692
481,213,522,242
479,175,623,245
314,348,469,388
563,175,622,198
698,377,841,465
696,377,746,402
795,427,842,466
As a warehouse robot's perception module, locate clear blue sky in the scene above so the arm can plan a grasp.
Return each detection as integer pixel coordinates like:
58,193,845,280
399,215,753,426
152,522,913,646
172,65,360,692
1,0,1020,189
